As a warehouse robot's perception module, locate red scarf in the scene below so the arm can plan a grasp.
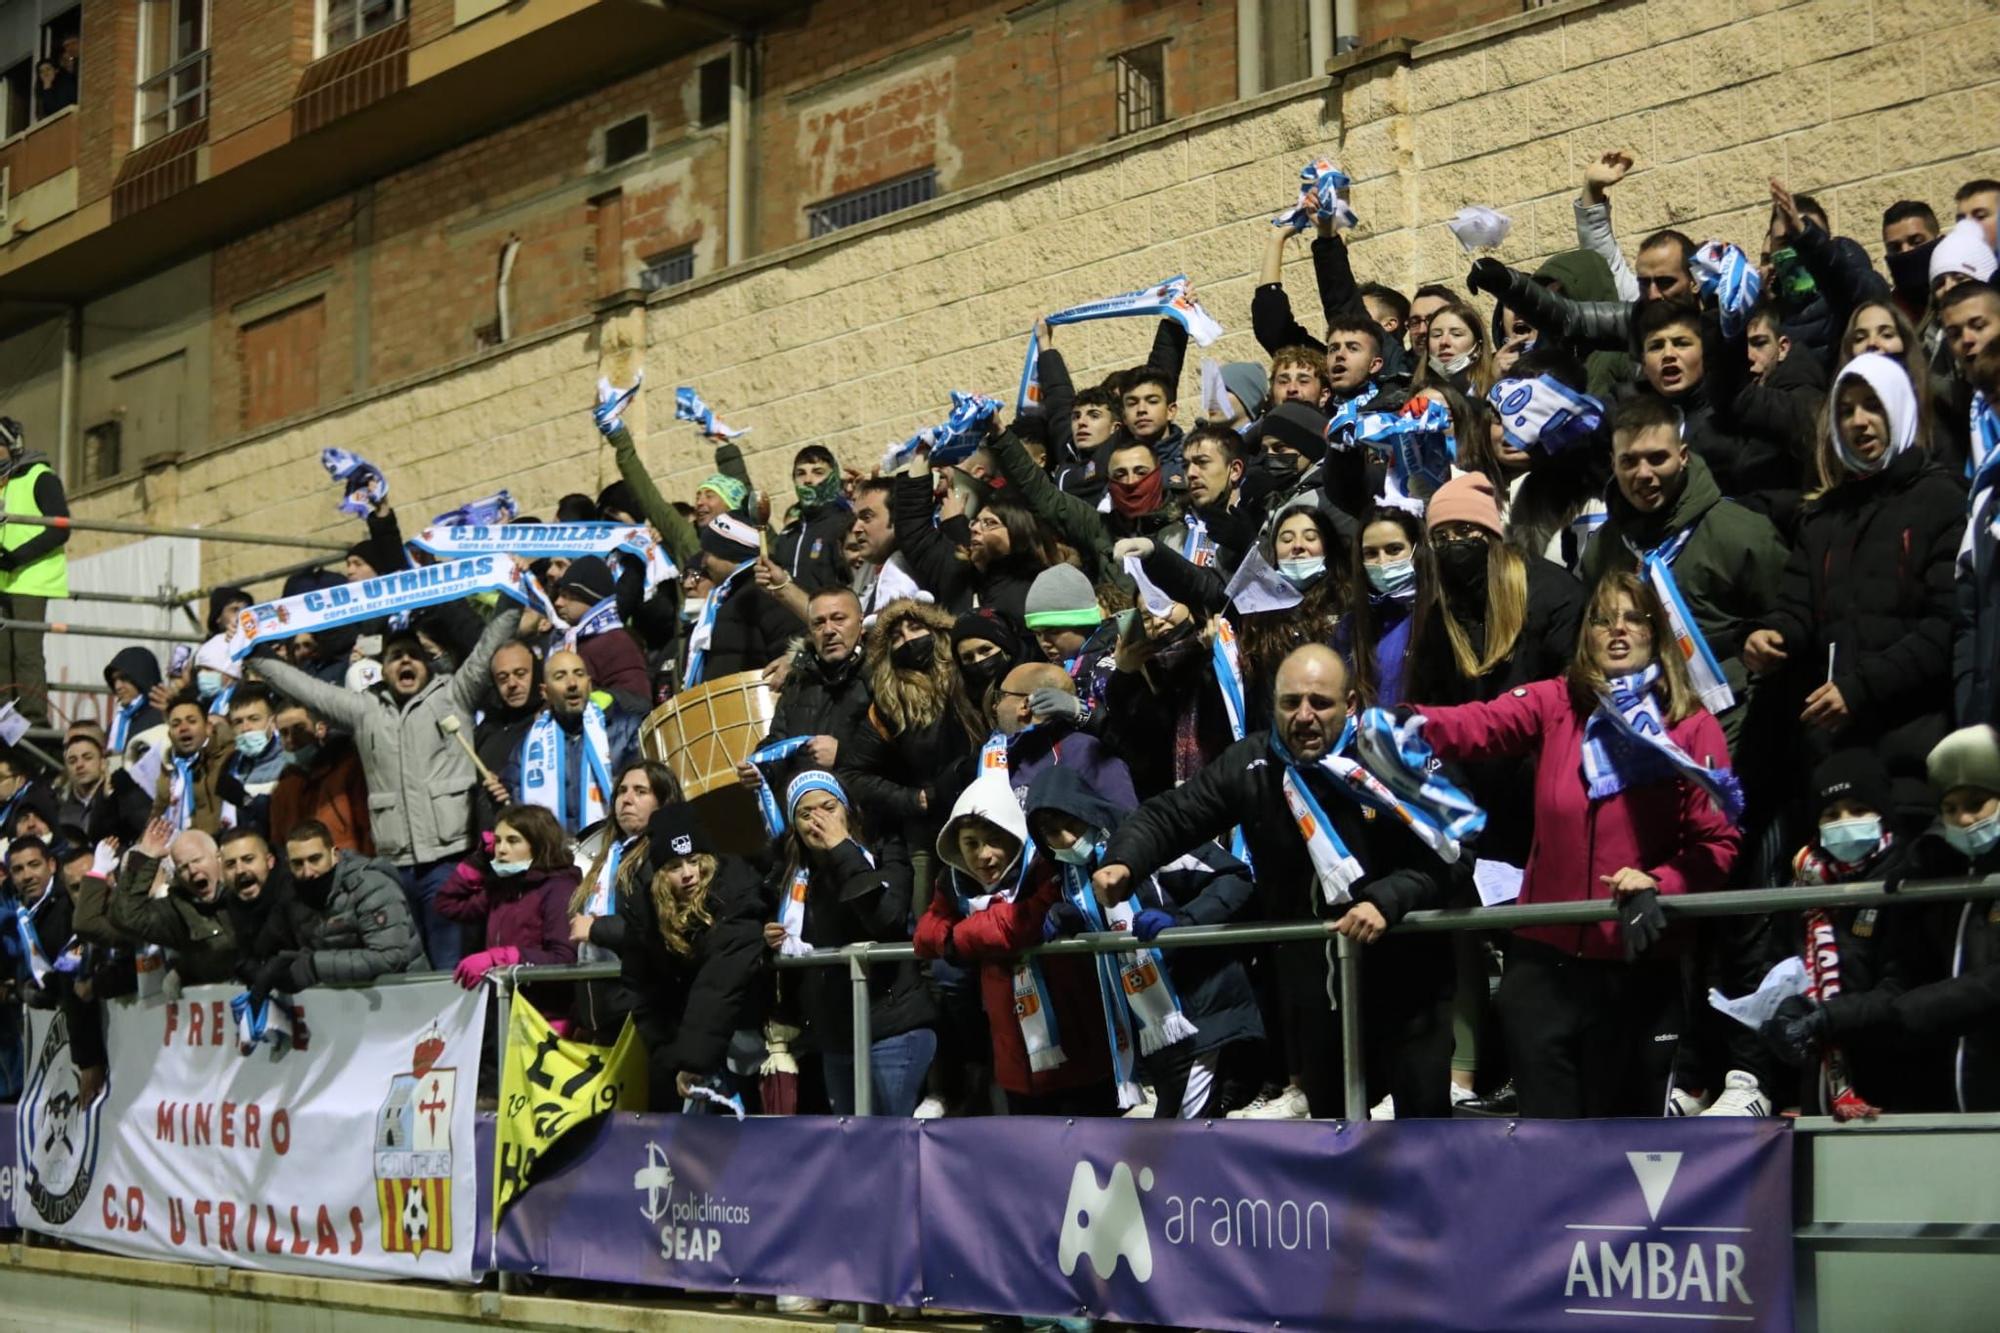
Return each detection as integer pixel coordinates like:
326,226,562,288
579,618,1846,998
1109,468,1166,518
1792,845,1885,1121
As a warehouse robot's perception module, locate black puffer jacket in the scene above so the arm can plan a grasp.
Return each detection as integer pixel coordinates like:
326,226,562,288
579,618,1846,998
618,852,769,1108
762,642,875,788
1757,449,1966,809
785,831,934,1052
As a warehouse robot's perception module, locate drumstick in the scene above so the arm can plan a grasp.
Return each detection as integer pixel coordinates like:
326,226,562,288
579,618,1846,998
437,716,499,785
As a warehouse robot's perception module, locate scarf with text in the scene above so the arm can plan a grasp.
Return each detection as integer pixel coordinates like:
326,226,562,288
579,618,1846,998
1581,663,1744,820
1059,846,1198,1108
521,704,615,833
1018,275,1224,412
319,448,387,517
953,848,1065,1072
682,560,756,688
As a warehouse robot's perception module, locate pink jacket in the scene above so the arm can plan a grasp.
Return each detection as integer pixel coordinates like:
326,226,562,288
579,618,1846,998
1421,678,1739,960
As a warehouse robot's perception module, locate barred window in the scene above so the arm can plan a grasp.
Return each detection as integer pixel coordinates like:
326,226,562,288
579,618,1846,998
1114,41,1166,137
806,168,937,239
640,246,696,294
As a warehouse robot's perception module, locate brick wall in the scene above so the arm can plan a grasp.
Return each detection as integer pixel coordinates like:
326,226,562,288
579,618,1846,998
73,0,2000,591
206,0,315,140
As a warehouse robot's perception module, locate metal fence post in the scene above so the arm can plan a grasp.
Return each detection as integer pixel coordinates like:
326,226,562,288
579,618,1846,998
492,970,516,1297
848,945,874,1117
1336,932,1365,1121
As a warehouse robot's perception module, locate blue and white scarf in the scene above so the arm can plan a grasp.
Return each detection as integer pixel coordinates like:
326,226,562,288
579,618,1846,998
777,770,866,958
745,736,816,837
881,391,1002,473
1690,240,1762,339
166,752,201,834
231,990,295,1055
319,448,387,518
1271,158,1357,233
953,848,1065,1072
1630,524,1734,714
410,523,678,599
1322,384,1382,452
1354,395,1457,495
11,890,53,986
553,595,625,654
1211,617,1252,866
521,704,615,833
109,694,147,753
1059,850,1197,1108
1964,391,2000,577
682,560,756,688
1179,514,1217,567
1489,376,1606,453
1018,275,1224,412
225,556,538,661
1580,663,1744,821
594,374,642,436
431,491,518,529
1278,715,1480,906
675,385,750,440
1351,708,1488,849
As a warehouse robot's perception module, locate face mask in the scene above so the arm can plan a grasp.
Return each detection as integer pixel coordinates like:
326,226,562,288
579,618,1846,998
679,601,702,623
1942,811,2000,860
1278,555,1326,588
234,730,272,759
1109,469,1167,518
1886,239,1939,309
959,652,1007,694
1434,538,1489,594
891,634,935,672
1439,349,1475,375
1051,834,1102,866
1365,558,1417,598
795,475,842,509
1818,815,1883,865
492,859,532,878
295,869,335,907
196,669,226,697
290,741,321,768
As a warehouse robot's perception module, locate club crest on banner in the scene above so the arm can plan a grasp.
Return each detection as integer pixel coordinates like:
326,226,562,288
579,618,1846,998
17,1008,103,1227
373,1026,457,1258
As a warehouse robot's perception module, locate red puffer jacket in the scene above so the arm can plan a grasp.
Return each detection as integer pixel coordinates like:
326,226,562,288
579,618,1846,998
1420,677,1740,960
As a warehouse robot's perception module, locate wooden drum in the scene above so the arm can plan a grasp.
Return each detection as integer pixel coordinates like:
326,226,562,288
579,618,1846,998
640,669,778,799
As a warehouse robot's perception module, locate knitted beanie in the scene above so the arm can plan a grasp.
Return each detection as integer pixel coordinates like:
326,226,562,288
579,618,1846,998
1929,218,1998,285
1928,724,2000,797
1022,563,1101,630
1810,749,1894,821
1425,472,1505,539
1259,402,1330,464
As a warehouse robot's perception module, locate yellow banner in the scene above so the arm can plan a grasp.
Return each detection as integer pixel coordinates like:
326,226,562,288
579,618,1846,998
493,997,648,1224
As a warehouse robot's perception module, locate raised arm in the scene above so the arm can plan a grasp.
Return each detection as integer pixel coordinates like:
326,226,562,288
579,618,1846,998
1576,150,1641,303
245,654,369,730
989,427,1117,585
608,421,702,568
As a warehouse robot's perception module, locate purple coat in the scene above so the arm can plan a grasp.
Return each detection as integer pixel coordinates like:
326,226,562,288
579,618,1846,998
437,859,579,967
1006,727,1137,812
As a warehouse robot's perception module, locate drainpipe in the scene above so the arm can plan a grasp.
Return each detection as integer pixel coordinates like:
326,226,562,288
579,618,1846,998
57,305,79,478
1236,0,1262,99
1333,0,1359,55
496,236,521,343
726,37,751,265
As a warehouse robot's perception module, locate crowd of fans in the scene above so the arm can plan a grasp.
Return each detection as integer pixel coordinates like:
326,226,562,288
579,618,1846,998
4,154,2000,1172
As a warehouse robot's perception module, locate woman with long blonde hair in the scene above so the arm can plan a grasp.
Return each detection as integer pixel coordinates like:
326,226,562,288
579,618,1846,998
612,805,768,1111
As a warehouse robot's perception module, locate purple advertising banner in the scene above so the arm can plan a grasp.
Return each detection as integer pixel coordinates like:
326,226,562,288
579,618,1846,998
919,1118,1793,1333
495,1111,921,1305
0,1103,14,1230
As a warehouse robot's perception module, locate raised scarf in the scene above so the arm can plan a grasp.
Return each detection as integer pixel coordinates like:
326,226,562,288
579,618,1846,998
1581,664,1744,821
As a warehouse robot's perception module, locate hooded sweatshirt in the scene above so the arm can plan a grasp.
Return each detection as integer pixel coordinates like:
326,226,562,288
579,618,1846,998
913,773,1110,1095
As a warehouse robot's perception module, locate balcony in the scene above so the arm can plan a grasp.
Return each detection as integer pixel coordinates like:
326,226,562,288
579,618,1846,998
0,105,79,239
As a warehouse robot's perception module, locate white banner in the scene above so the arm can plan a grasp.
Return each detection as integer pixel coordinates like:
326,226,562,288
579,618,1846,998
14,980,485,1282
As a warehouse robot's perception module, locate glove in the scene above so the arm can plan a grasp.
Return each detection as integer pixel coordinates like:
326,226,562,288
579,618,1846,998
1112,537,1156,561
454,945,522,989
1760,995,1828,1066
249,952,299,1002
1043,900,1087,940
1028,687,1084,725
1132,909,1180,942
91,839,120,880
1466,257,1509,298
1619,888,1666,960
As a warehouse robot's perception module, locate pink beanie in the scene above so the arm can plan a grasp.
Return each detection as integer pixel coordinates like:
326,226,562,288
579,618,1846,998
1425,472,1504,539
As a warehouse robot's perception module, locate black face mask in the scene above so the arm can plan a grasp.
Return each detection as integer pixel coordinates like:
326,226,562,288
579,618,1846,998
958,652,1007,694
1434,538,1489,597
891,635,935,672
1151,622,1202,668
295,869,335,909
1886,238,1941,310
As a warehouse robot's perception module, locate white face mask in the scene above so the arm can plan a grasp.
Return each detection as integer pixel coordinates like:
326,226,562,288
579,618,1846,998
1942,811,2000,860
1365,558,1416,598
1278,555,1326,588
1817,814,1883,865
1051,832,1102,867
1439,349,1475,375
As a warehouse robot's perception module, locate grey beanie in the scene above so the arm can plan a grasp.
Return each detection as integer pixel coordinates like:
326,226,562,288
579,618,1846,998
1021,563,1101,631
1220,362,1271,419
1928,725,2000,797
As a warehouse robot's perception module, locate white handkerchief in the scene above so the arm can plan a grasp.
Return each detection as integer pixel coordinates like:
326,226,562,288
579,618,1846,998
0,701,28,747
1223,549,1302,615
1473,858,1524,907
1199,358,1231,420
1447,205,1512,253
1124,556,1175,616
1707,956,1810,1029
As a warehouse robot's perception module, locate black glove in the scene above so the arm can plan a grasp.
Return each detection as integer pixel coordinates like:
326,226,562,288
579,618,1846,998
250,951,302,1003
1043,899,1087,941
1619,888,1666,960
1759,995,1828,1066
284,952,317,992
1466,257,1509,298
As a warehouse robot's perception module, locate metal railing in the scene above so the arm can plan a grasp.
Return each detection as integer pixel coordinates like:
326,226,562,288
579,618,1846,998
485,871,2000,1121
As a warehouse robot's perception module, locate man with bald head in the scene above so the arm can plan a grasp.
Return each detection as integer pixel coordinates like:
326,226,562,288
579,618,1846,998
106,815,239,984
498,649,641,835
972,661,1139,810
1098,644,1457,1120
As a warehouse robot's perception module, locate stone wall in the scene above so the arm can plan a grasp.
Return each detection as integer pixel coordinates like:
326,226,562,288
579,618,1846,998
75,0,2000,593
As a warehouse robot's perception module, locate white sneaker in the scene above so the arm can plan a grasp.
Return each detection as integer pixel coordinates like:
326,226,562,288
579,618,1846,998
1449,1082,1477,1108
1369,1094,1396,1120
1122,1086,1159,1118
1226,1084,1311,1120
1666,1085,1712,1116
774,1295,828,1313
912,1095,946,1119
1698,1070,1772,1117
